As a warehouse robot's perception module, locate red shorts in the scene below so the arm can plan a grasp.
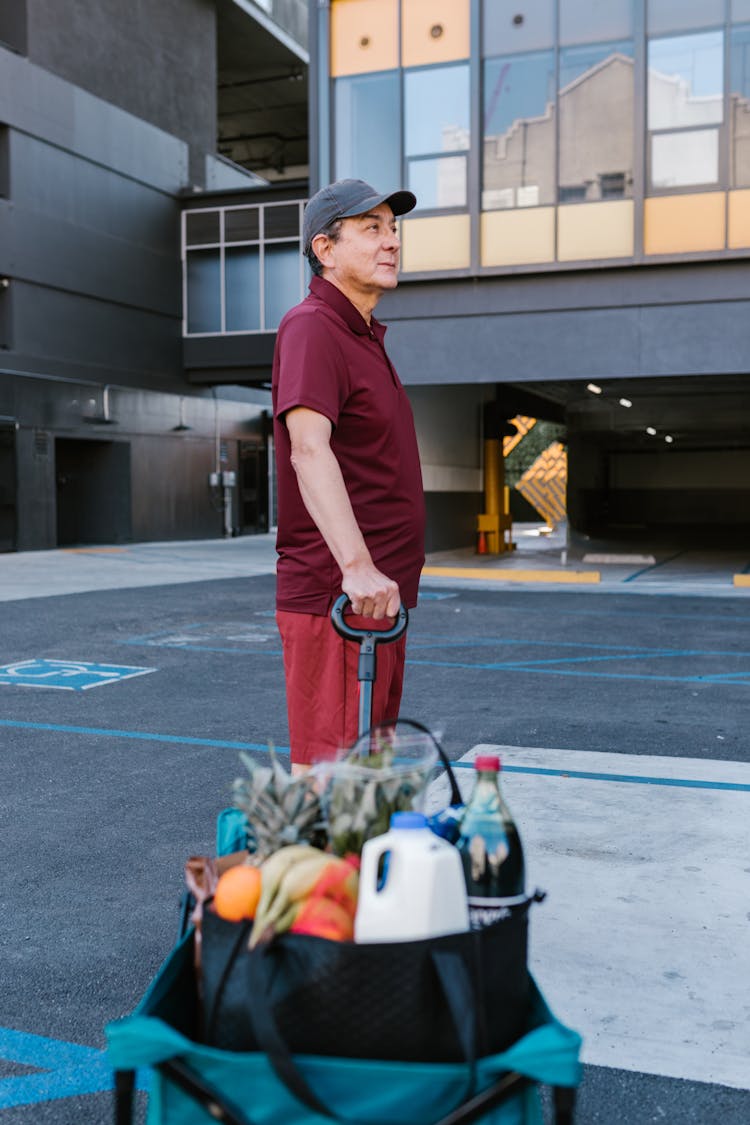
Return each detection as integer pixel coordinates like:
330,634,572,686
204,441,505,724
276,610,407,765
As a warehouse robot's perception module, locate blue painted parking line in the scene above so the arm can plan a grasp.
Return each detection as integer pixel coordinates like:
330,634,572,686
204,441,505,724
0,718,281,753
450,760,750,792
406,656,750,685
1,719,747,792
0,1027,148,1109
0,659,155,691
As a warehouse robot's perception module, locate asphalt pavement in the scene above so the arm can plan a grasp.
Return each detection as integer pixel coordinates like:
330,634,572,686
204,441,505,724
0,528,749,1123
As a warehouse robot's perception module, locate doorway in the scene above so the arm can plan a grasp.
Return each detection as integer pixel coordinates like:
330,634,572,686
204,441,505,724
55,438,132,546
239,441,269,533
0,421,17,552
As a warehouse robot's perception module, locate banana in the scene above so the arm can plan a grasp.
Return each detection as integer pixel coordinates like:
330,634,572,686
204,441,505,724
249,849,331,947
254,844,323,921
275,851,332,904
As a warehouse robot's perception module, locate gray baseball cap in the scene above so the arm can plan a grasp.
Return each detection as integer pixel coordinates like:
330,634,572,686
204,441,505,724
303,179,417,254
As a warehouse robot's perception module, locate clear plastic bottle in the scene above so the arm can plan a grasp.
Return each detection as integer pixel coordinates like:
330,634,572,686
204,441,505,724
457,755,525,929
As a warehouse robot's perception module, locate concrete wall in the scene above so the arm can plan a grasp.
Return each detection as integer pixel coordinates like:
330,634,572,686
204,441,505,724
406,384,492,552
1,373,270,549
26,0,217,164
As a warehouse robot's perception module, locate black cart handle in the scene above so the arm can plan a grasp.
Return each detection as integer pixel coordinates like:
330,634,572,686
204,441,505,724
330,594,408,646
330,595,408,738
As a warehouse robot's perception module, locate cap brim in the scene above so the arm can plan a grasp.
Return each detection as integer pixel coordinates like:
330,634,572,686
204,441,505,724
340,189,417,220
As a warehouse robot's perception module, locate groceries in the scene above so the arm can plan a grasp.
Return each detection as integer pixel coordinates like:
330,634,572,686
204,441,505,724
231,748,326,860
249,846,359,946
355,811,469,943
317,722,438,857
197,745,528,953
457,755,526,929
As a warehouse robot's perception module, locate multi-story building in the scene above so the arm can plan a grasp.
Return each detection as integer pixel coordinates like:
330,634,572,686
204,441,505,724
310,0,750,552
0,0,307,552
3,1,750,556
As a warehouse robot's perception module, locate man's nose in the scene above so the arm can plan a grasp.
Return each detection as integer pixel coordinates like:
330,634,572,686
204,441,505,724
383,227,400,249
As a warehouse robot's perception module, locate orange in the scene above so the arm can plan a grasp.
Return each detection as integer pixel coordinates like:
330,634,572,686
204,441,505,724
212,864,262,922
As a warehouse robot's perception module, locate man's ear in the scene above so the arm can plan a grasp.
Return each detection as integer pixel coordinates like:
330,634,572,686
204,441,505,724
311,231,335,269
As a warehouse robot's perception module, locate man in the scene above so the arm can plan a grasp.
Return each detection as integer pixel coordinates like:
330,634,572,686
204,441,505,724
272,178,426,773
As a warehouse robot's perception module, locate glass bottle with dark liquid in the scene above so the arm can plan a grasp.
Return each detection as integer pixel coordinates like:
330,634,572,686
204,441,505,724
457,755,525,928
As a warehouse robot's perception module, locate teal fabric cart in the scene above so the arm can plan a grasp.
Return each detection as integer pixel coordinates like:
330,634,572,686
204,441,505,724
106,928,582,1125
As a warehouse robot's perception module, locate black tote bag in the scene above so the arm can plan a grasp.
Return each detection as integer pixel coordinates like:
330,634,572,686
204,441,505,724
200,893,538,1064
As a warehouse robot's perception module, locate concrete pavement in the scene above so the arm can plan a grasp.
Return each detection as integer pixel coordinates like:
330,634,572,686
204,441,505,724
1,523,748,602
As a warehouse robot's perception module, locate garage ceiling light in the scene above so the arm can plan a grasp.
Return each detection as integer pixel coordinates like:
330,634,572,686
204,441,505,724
619,398,632,407
586,383,602,394
646,426,657,435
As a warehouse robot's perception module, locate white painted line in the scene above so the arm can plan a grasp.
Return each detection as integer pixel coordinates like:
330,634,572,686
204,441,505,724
426,745,750,1090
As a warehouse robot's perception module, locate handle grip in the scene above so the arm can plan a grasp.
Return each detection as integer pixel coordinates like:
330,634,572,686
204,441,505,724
330,595,408,738
330,594,408,645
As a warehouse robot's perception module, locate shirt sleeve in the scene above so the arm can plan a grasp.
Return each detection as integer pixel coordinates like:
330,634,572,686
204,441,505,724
275,310,349,429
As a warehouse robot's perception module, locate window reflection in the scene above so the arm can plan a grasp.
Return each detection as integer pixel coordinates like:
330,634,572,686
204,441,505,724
264,246,300,331
335,71,400,190
482,51,555,210
730,23,750,187
648,30,724,191
558,42,634,202
186,250,221,333
405,64,469,211
225,248,260,332
652,128,719,187
648,32,724,130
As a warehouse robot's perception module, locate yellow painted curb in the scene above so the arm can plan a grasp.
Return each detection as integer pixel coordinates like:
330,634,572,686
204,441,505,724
733,574,750,587
422,566,601,585
63,547,128,554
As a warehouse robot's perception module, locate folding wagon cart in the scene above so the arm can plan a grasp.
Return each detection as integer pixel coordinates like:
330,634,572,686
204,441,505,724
106,599,582,1124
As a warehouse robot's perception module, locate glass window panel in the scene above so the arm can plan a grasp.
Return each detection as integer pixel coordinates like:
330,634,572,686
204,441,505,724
225,208,259,243
648,31,724,131
482,52,555,210
732,2,750,22
559,42,634,202
185,211,220,246
648,1,725,35
186,249,221,333
264,204,301,240
334,72,400,190
651,127,720,188
408,155,467,209
560,0,633,46
405,65,470,158
264,245,301,331
730,24,750,185
225,247,260,332
483,0,554,56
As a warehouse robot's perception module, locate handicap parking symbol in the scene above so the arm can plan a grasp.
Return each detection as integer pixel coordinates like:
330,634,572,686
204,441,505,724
0,659,156,691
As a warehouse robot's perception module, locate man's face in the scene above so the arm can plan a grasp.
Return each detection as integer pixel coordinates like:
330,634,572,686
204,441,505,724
314,202,401,301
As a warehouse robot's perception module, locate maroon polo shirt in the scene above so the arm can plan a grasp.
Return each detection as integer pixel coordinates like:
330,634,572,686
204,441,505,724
272,276,426,615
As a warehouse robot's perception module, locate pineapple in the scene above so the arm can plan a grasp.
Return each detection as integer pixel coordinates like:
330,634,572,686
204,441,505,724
231,747,326,860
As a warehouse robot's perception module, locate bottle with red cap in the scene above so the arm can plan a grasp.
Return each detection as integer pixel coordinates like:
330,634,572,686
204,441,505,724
456,755,526,929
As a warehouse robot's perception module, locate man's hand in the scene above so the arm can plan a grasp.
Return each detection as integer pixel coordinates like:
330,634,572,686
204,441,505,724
341,561,400,620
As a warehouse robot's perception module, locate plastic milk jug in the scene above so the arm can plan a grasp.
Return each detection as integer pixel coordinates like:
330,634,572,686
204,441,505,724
354,812,470,942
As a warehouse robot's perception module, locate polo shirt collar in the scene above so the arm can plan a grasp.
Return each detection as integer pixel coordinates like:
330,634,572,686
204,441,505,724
310,276,386,340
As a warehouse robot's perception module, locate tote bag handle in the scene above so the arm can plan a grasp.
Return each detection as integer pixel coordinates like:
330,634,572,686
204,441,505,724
245,944,477,1125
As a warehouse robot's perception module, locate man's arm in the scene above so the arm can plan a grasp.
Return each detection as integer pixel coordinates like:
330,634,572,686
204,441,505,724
286,406,400,619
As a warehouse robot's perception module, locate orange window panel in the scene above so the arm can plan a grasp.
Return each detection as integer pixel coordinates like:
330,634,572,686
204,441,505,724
557,201,634,262
481,208,555,267
401,214,470,272
644,193,726,255
401,0,470,67
330,0,398,77
728,189,750,249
